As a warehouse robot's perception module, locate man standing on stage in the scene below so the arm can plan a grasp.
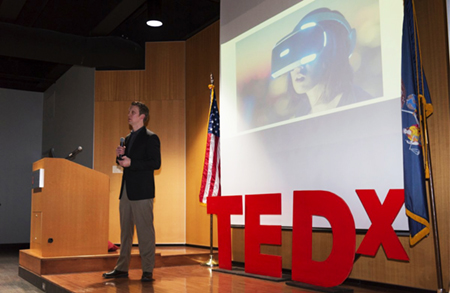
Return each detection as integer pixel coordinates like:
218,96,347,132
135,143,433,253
103,101,161,282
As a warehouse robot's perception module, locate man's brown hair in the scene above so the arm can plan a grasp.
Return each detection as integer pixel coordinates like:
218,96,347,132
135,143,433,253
131,101,149,123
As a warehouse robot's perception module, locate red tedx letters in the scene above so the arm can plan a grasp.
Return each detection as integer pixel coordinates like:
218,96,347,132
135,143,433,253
207,189,408,287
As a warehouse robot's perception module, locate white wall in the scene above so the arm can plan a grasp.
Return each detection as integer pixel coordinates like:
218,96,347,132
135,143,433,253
0,88,43,244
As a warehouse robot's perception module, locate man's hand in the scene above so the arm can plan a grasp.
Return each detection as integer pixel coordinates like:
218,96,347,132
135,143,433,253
118,156,131,167
116,145,126,158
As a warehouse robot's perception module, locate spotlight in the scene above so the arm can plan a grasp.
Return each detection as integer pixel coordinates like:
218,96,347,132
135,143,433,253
147,0,163,27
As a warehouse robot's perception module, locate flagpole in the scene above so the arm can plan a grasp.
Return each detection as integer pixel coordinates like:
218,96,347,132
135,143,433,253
421,103,443,293
202,73,218,267
201,213,218,267
425,144,443,293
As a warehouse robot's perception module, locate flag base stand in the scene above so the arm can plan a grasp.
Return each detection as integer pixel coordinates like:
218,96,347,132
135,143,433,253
201,254,218,267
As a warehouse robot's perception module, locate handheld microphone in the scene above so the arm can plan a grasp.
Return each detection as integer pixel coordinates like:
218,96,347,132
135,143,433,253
66,146,83,160
119,137,125,159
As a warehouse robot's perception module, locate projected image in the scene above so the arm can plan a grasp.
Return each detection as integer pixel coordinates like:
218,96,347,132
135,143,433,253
236,0,383,130
221,0,405,230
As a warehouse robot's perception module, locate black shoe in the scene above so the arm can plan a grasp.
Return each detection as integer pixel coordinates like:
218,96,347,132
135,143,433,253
141,272,154,282
102,269,129,279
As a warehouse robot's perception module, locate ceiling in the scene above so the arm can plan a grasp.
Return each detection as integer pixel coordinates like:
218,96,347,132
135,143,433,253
0,0,220,92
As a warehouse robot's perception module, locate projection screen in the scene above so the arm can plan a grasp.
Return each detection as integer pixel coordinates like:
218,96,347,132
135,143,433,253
220,0,407,231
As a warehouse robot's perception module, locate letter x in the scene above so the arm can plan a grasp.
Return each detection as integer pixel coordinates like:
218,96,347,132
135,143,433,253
356,189,409,261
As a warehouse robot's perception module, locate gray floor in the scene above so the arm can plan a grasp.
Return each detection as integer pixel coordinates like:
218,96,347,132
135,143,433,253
0,246,42,293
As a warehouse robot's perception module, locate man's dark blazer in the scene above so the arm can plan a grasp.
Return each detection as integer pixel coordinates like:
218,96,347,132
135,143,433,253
118,127,161,200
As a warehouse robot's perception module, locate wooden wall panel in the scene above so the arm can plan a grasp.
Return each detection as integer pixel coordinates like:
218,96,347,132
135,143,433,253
94,101,131,243
145,42,186,100
185,22,220,246
94,42,186,244
94,71,146,101
150,99,186,243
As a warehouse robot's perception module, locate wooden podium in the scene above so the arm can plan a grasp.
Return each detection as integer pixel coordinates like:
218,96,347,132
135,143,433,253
29,158,110,257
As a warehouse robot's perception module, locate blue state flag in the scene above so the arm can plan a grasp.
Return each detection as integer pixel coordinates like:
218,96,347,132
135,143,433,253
401,0,433,246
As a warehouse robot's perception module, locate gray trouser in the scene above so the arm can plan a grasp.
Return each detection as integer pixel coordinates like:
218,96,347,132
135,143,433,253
115,184,155,273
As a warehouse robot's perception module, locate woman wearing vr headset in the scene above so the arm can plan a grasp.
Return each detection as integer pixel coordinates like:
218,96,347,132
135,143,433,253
269,8,373,119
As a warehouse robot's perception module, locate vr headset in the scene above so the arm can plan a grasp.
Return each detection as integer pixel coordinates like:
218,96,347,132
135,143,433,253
271,8,356,79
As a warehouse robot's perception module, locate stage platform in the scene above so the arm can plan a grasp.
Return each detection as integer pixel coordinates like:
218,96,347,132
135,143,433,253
19,246,218,292
16,247,422,293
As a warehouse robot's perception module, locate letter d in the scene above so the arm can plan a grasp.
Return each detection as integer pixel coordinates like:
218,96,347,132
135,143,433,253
292,190,355,287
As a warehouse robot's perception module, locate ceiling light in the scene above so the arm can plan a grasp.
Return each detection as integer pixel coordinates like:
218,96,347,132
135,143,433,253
147,20,162,27
147,0,163,27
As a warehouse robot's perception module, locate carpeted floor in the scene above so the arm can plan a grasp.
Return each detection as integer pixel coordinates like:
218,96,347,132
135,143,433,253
0,245,43,293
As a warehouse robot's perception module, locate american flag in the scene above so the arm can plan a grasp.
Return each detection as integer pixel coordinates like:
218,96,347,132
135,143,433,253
199,84,221,204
